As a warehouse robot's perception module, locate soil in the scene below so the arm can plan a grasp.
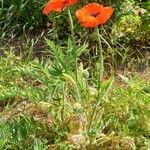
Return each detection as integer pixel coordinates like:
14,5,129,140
1,27,50,58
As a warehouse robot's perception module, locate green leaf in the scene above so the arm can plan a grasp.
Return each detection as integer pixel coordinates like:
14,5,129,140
76,43,88,57
34,138,44,150
100,76,114,98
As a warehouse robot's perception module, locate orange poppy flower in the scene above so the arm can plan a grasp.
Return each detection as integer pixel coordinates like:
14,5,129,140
76,3,114,28
43,0,78,15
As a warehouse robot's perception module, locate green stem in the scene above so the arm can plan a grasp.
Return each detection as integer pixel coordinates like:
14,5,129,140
67,8,74,42
88,27,104,132
67,7,78,81
61,83,65,122
96,27,104,82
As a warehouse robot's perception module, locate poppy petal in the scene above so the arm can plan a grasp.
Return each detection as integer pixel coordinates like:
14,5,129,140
96,7,114,24
43,1,63,15
62,0,78,6
82,3,103,13
76,3,103,23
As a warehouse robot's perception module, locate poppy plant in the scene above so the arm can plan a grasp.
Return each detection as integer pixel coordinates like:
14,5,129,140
76,3,114,28
43,0,78,15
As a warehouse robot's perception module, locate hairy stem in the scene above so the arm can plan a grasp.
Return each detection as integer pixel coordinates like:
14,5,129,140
88,27,104,132
67,7,78,81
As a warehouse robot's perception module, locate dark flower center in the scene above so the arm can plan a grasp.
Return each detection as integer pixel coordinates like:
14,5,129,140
89,12,100,17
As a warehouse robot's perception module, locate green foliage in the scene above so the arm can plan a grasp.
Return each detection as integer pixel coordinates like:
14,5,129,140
0,0,150,149
0,48,150,149
0,116,49,149
0,0,46,38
